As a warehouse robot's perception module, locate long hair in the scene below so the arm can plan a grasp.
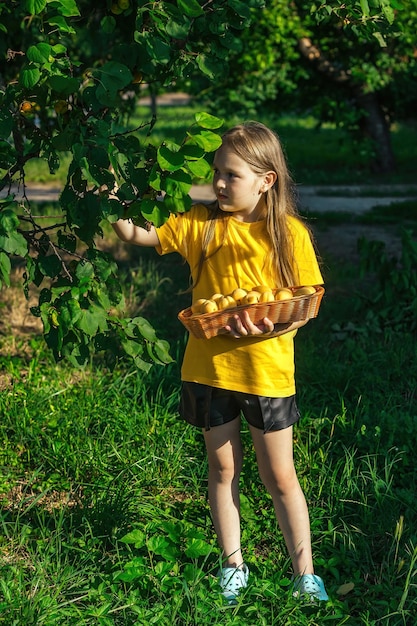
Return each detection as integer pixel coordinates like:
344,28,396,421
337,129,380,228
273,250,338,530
192,121,312,290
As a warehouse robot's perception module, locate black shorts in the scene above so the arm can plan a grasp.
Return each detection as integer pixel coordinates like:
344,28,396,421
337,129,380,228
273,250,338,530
179,382,300,433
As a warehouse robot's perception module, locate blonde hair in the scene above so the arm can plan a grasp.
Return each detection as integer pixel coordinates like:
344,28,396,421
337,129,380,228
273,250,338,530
192,121,313,290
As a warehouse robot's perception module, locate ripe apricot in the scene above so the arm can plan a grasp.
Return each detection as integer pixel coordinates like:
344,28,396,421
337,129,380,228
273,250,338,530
200,300,218,314
293,286,316,296
243,291,260,305
275,288,293,301
217,295,236,310
231,288,247,305
252,285,272,294
258,290,275,303
191,298,208,315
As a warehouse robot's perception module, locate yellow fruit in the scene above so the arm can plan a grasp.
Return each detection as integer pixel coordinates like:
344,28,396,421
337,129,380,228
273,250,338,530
54,100,69,114
210,293,224,303
200,300,218,314
217,295,236,310
258,290,275,303
293,285,316,297
20,101,35,114
275,288,293,301
252,285,272,294
231,288,247,305
243,291,260,305
118,0,130,8
191,298,208,315
111,3,123,13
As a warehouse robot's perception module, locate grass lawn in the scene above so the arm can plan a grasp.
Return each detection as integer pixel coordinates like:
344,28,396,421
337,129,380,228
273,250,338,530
1,198,417,624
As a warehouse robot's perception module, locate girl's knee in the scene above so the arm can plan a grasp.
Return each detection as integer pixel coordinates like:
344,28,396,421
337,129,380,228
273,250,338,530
260,466,299,495
208,458,243,484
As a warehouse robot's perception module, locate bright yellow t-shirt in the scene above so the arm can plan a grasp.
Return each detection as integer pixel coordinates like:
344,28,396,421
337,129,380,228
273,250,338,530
156,204,323,397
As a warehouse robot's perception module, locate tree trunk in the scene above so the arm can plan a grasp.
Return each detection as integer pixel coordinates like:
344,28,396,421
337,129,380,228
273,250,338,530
298,37,397,173
355,90,396,173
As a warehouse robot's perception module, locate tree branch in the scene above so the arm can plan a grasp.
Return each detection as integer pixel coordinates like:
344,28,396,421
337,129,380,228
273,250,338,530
298,37,351,83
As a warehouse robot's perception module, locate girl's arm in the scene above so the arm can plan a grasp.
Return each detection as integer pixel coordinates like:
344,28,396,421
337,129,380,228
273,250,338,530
111,218,160,247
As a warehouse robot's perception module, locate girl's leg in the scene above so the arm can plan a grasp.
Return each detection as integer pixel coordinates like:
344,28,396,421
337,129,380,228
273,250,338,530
203,418,244,567
249,425,314,576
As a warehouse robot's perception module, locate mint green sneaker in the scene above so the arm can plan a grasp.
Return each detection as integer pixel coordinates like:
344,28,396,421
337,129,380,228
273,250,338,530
218,564,249,604
293,574,329,601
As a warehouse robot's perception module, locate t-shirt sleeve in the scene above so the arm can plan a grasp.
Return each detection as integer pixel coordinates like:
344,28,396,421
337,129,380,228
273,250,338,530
155,203,207,258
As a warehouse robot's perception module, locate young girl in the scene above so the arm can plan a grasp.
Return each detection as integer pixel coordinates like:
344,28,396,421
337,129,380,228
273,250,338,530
111,121,328,604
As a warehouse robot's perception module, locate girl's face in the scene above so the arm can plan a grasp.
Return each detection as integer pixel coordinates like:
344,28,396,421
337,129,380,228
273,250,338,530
212,146,276,223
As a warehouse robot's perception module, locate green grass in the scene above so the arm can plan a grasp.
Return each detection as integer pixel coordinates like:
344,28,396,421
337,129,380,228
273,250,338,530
1,205,417,624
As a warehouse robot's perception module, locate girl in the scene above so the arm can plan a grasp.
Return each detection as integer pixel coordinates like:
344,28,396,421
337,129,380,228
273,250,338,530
111,121,328,604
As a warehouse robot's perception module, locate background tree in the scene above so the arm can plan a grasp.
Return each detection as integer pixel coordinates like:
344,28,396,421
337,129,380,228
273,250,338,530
0,0,262,368
190,0,417,174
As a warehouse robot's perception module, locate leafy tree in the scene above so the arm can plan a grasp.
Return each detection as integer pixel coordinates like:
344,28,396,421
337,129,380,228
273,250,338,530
0,0,262,368
190,0,417,173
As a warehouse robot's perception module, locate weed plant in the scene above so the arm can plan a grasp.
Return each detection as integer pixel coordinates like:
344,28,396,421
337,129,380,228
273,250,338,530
1,189,417,623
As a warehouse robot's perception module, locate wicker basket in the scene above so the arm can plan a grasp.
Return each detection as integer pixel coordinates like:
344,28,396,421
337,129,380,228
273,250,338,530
178,285,325,340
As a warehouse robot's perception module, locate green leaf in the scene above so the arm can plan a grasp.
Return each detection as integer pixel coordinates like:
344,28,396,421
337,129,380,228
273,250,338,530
157,145,185,172
48,75,79,95
145,37,171,64
185,538,211,558
0,251,11,287
140,199,169,227
26,0,47,15
196,53,218,79
26,43,52,64
163,170,192,197
46,16,76,34
359,0,370,17
177,0,203,17
179,144,205,160
228,0,251,19
153,339,173,364
0,209,19,234
76,261,94,281
373,31,387,47
101,16,116,34
20,67,41,88
100,61,133,90
55,0,81,17
38,255,62,278
95,62,133,104
195,112,224,129
120,529,146,548
189,130,222,152
0,232,28,257
166,16,191,39
186,158,212,178
147,535,179,560
0,109,14,139
77,305,108,336
163,194,192,214
57,231,77,253
133,317,157,342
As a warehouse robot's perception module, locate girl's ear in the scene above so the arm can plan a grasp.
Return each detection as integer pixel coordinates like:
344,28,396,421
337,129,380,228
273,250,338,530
262,171,277,192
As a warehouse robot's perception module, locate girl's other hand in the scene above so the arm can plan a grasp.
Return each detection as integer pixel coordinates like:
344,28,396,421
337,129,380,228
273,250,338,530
224,310,275,338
